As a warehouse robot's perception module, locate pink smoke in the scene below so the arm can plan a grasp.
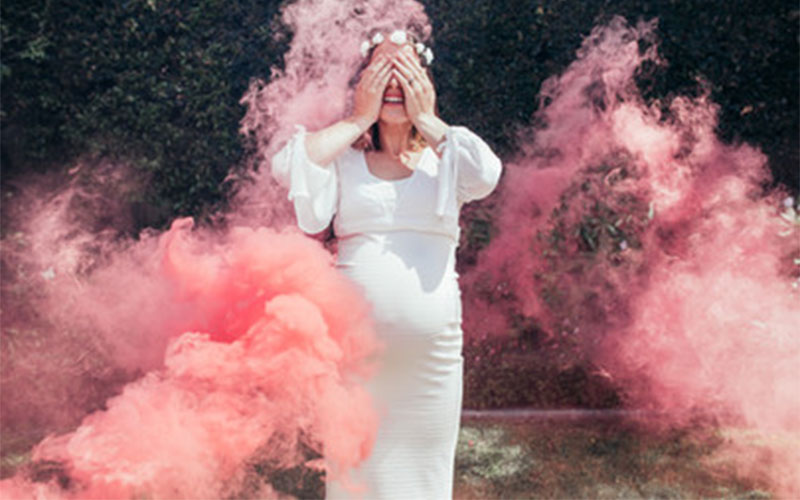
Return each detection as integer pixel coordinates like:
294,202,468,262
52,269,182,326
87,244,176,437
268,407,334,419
1,163,382,498
235,0,430,224
464,16,800,496
2,0,435,497
3,2,798,498
2,219,379,498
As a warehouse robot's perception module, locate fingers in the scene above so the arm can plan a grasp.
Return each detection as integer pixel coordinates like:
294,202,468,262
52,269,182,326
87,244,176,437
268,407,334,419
370,59,393,91
367,54,390,72
353,55,394,125
363,56,391,85
398,50,426,75
392,68,413,95
392,67,423,113
359,56,388,89
354,49,434,124
392,55,419,87
393,55,432,110
395,51,429,89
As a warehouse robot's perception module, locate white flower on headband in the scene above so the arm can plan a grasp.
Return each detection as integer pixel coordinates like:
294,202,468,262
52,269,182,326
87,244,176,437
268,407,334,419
423,47,434,65
389,30,407,45
360,40,371,57
360,30,434,65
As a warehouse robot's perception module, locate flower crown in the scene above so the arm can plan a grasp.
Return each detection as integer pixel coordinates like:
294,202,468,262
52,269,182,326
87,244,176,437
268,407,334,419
360,29,434,66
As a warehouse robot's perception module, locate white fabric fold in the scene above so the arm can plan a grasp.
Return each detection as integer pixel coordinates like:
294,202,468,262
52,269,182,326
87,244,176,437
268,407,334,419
271,125,338,233
271,124,501,235
435,126,503,216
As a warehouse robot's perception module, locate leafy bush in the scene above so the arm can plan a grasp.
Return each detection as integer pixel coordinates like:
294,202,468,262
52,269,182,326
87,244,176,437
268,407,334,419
1,0,289,226
1,0,796,411
426,0,798,188
2,0,796,230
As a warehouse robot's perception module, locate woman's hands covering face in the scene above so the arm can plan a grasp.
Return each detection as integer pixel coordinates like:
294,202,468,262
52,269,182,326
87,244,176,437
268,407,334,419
353,48,436,129
391,49,436,125
352,55,393,128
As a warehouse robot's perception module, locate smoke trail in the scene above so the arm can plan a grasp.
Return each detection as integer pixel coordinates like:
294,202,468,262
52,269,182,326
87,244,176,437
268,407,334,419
1,172,380,498
236,0,430,225
463,16,800,496
2,0,433,497
5,2,797,498
1,163,156,454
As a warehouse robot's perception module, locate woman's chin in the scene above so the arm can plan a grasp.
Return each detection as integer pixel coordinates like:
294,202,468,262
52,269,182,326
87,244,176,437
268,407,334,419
379,109,410,125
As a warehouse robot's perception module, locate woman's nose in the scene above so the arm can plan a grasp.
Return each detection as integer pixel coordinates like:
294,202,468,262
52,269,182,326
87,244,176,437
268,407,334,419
387,76,399,89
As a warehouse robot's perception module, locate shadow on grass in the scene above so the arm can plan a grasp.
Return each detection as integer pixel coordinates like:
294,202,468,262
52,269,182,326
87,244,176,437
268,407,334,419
454,414,772,500
2,412,775,499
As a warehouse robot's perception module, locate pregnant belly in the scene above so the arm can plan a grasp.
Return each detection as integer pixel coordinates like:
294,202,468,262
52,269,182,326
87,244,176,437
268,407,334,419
336,231,462,340
337,232,463,406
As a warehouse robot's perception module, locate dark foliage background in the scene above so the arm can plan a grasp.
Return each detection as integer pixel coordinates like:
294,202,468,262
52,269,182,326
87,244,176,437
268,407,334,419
427,0,798,190
2,0,797,222
1,0,289,226
1,0,798,410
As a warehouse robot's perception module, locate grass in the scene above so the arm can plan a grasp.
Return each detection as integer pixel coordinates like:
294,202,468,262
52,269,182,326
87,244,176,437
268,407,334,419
2,414,776,499
454,415,773,500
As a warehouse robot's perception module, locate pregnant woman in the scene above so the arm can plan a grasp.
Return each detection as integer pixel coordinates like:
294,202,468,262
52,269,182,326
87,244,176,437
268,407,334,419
271,28,502,499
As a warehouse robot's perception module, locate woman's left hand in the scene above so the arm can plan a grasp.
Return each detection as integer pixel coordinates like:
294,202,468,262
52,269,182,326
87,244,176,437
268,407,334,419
392,49,436,126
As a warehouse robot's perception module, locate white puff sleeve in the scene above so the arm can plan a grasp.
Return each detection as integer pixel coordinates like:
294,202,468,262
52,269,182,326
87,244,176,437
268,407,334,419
271,126,338,233
435,126,502,215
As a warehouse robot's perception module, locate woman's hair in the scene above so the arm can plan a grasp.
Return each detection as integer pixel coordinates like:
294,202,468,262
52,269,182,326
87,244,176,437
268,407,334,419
350,28,437,152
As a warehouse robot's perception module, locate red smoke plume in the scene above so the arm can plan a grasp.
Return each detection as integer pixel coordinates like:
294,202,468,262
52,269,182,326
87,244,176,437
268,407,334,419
236,0,430,224
464,16,800,497
2,2,798,498
2,213,380,498
2,0,434,497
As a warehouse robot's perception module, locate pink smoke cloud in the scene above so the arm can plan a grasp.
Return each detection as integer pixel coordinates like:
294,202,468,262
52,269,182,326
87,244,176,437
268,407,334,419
463,16,800,497
3,2,798,498
2,218,380,498
2,0,437,495
235,0,431,225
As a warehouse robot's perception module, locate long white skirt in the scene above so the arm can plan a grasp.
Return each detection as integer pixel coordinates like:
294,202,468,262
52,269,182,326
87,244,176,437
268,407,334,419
327,231,463,500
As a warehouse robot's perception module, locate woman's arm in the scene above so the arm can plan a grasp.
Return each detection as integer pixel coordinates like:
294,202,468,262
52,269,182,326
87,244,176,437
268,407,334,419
392,50,449,151
412,113,449,151
303,116,372,167
304,55,393,166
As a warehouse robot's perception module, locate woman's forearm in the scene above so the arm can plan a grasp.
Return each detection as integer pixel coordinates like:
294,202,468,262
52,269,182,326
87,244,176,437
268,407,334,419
304,116,372,166
413,112,449,152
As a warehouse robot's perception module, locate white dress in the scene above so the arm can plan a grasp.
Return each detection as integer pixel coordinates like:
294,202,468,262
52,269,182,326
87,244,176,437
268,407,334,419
272,125,501,499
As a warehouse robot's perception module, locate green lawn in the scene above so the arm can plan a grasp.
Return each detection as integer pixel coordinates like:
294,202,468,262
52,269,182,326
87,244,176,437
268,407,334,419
454,414,772,500
2,414,777,499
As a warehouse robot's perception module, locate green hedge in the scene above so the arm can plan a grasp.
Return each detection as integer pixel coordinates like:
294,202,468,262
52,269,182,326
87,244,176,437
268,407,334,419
1,0,797,413
2,0,797,231
1,0,288,227
426,0,798,189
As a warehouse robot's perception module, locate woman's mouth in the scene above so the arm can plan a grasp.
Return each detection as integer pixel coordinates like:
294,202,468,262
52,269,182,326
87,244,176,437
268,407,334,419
383,95,404,105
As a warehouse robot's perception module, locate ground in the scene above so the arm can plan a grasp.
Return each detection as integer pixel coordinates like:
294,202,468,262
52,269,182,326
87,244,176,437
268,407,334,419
454,413,772,500
0,412,777,499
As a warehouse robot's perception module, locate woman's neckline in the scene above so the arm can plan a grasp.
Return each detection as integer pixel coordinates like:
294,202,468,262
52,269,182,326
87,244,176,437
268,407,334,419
360,147,431,183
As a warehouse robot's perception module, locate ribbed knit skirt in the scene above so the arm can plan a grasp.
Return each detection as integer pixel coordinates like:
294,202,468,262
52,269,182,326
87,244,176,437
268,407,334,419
326,231,463,500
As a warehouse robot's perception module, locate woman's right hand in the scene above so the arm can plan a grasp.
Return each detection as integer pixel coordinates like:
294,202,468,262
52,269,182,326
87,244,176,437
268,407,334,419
351,55,393,131
303,56,391,166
